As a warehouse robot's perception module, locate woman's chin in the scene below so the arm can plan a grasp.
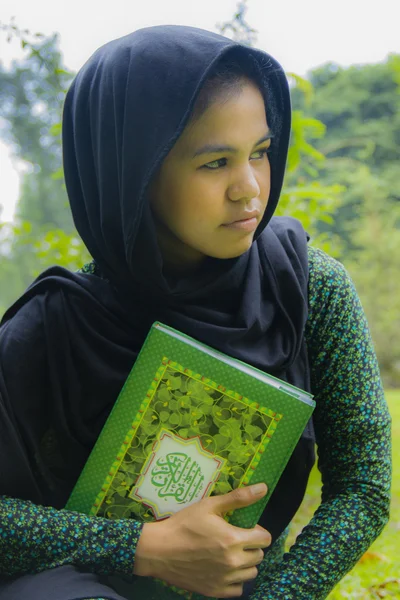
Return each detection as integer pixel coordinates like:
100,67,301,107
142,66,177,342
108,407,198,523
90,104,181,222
209,240,254,260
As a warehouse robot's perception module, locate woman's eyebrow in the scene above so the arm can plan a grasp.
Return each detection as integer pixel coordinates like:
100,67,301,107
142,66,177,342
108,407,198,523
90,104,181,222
192,132,273,158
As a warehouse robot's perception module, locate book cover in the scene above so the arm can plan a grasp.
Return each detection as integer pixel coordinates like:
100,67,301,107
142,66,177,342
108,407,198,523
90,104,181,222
66,322,315,598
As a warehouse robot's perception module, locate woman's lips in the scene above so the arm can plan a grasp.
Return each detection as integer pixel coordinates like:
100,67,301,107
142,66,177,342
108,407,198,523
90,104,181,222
222,217,258,232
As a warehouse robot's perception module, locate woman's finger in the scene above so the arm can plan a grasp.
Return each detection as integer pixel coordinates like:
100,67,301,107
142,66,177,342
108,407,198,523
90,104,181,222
217,583,244,598
240,548,265,568
225,565,259,585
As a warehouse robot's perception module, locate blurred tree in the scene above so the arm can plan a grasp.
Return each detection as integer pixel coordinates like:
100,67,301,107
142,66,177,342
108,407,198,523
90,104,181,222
291,58,400,250
290,57,400,385
346,194,400,387
0,22,85,314
217,0,257,46
0,20,74,230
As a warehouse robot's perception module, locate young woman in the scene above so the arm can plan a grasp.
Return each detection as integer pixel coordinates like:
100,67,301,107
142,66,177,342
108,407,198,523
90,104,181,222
0,25,391,600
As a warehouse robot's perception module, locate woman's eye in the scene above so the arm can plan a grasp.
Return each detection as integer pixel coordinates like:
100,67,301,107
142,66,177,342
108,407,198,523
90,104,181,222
251,148,271,160
202,158,227,170
201,147,271,170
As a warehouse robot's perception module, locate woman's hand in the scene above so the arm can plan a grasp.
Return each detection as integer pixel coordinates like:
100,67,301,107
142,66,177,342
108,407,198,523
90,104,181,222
134,483,271,598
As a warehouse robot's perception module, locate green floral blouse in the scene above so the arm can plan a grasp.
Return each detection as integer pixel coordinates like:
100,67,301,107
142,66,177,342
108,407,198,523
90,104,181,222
0,246,391,600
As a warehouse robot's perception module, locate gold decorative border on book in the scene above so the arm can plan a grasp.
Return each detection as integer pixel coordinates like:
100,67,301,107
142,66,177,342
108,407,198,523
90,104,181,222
90,359,169,515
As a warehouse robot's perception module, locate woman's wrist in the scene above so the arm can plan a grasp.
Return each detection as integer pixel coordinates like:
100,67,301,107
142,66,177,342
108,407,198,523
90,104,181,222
133,521,164,578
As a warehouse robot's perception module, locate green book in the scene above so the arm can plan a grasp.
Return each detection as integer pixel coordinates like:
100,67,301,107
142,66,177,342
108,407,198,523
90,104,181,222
66,322,315,599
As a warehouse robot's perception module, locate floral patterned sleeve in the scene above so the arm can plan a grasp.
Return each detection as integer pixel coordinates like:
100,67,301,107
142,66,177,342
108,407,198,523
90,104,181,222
0,496,143,577
250,246,392,600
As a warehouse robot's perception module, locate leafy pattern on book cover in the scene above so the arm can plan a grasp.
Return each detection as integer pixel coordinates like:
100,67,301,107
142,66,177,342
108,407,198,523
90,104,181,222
93,358,282,522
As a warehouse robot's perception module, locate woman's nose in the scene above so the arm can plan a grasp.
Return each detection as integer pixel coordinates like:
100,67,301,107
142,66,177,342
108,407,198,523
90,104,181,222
227,165,261,202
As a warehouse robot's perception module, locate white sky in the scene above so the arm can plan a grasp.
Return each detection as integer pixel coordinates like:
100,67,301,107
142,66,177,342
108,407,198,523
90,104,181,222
1,0,399,221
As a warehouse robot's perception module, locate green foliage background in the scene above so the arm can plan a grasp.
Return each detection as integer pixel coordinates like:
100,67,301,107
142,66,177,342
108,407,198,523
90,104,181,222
0,10,399,387
0,5,398,597
290,390,400,599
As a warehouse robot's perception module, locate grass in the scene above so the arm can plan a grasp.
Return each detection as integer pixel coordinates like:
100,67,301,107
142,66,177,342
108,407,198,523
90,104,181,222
287,390,400,599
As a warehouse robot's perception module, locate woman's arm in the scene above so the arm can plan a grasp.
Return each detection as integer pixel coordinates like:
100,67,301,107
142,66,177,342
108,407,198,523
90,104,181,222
0,496,143,578
250,247,391,600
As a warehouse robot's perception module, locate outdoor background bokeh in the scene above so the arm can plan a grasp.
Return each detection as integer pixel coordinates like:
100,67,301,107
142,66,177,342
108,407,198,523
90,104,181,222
0,2,399,598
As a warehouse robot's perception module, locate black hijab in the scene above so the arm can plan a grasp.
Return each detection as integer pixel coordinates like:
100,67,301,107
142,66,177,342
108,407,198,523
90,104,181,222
0,26,313,543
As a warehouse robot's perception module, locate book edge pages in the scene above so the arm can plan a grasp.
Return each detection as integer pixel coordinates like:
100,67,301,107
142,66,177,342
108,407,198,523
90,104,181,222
154,322,315,407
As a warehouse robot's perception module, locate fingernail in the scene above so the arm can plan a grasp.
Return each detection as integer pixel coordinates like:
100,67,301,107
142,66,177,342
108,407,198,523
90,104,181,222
250,483,267,496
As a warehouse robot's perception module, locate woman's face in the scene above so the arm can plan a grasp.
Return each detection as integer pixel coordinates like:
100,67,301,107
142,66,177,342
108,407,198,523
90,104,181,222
149,79,272,271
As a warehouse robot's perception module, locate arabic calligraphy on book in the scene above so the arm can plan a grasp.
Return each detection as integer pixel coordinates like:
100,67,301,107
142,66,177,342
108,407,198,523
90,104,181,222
130,429,225,519
151,452,205,503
